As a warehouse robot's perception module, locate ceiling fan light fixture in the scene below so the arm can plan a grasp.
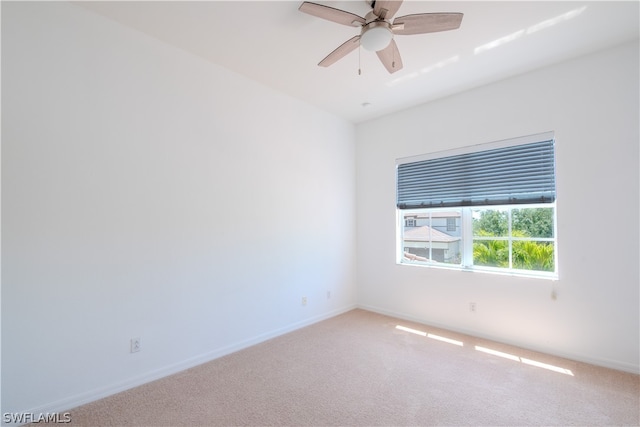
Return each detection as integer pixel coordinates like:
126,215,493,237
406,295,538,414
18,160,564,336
360,21,393,51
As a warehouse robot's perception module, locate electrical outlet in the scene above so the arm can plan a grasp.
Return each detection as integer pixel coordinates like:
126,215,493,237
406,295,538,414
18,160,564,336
131,337,141,353
301,297,307,306
327,291,331,299
469,302,476,312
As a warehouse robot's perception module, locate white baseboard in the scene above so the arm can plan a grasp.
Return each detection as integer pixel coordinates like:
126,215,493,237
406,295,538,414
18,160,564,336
357,303,640,375
13,304,357,425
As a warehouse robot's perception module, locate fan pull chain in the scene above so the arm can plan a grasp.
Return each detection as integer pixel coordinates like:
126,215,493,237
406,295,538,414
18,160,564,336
358,43,362,75
392,44,396,69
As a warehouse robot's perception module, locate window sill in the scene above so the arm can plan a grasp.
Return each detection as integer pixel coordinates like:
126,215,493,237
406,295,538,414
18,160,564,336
397,260,558,281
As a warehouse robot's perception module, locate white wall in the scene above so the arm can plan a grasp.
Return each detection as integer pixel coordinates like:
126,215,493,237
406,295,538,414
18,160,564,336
1,2,356,415
356,40,639,373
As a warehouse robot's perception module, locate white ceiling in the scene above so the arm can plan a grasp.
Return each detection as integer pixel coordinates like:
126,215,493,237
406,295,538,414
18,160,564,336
75,1,639,124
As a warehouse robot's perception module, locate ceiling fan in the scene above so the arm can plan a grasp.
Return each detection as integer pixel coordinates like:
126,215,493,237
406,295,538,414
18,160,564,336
299,0,463,73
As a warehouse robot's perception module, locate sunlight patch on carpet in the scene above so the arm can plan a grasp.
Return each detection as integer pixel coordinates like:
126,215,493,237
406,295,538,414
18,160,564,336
475,346,521,362
395,325,427,336
521,358,575,376
475,345,574,376
427,333,464,346
395,325,464,346
394,325,573,375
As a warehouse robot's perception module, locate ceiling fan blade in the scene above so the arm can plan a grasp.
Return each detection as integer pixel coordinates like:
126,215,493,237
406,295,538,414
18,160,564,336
299,2,365,27
392,13,463,35
376,39,403,73
318,36,361,67
373,0,403,20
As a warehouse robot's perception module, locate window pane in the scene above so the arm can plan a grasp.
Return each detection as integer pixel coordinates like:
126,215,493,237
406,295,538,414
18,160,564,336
433,210,461,265
473,208,508,237
402,211,461,266
512,207,554,238
402,212,428,262
512,241,555,272
473,240,509,268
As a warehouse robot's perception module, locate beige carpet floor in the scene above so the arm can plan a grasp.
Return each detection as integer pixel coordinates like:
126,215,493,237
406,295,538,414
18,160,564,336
45,309,640,426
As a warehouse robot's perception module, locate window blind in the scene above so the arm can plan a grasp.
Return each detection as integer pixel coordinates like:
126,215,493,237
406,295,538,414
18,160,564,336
397,138,556,209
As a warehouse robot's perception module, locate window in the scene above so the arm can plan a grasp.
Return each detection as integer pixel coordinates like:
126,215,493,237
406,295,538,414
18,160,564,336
397,133,557,278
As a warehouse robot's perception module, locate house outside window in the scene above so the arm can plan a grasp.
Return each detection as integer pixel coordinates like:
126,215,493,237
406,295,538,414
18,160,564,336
402,210,461,265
